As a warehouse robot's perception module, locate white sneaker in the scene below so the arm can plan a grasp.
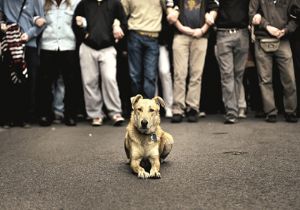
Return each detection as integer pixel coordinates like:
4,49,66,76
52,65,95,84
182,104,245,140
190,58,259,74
199,112,206,118
92,117,103,126
112,114,125,126
238,108,247,119
165,108,173,118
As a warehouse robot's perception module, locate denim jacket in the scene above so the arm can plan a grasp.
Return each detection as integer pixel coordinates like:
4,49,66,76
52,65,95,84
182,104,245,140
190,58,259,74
40,0,80,51
0,0,44,48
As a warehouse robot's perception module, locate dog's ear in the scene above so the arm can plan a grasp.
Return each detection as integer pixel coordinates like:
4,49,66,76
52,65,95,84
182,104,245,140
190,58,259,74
131,94,143,109
153,96,165,108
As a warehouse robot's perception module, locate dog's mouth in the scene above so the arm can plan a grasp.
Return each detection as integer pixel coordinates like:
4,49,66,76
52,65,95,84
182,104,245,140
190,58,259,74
137,127,149,134
138,126,149,134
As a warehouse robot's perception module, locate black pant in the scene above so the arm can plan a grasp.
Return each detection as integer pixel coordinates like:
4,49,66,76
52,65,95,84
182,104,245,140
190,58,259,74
26,47,40,121
291,33,300,115
38,50,78,119
1,47,39,124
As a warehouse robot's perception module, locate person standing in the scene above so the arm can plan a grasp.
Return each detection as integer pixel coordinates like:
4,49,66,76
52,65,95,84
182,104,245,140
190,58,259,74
157,9,174,118
72,0,127,126
290,0,300,117
121,0,175,99
215,0,249,124
171,0,218,123
38,0,81,126
0,0,45,128
249,0,298,123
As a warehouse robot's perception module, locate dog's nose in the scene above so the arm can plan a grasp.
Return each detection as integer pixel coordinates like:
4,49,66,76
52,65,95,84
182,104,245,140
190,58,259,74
141,119,148,128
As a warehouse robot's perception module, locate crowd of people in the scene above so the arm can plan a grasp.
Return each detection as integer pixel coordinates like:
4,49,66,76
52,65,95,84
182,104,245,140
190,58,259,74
0,0,299,129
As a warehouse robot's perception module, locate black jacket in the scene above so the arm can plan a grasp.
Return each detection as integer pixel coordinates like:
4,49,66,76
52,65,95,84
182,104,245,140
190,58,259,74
72,0,127,50
249,0,298,39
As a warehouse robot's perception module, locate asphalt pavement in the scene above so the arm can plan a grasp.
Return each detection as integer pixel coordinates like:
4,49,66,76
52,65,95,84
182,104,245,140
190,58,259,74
0,114,299,210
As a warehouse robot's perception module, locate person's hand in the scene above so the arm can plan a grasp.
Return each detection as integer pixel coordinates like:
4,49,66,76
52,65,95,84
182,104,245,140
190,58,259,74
35,17,46,27
0,23,7,32
113,25,124,43
205,13,214,26
167,8,179,24
266,25,281,37
192,28,204,38
277,29,286,39
76,16,85,27
20,33,29,42
252,14,262,25
179,25,194,36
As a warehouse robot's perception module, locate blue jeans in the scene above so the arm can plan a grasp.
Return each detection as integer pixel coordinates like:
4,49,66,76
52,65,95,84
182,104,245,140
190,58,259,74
127,31,159,98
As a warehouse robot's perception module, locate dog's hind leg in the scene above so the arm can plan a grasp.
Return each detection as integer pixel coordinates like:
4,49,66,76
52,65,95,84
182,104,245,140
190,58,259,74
159,132,174,160
124,135,130,159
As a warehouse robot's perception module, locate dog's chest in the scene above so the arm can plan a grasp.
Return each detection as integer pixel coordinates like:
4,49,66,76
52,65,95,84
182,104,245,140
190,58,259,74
133,136,160,158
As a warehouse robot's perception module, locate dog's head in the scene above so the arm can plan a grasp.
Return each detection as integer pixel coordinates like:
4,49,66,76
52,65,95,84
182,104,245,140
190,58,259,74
130,94,165,134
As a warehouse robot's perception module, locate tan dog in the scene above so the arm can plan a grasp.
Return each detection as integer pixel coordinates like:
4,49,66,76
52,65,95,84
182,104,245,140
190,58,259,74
124,94,174,179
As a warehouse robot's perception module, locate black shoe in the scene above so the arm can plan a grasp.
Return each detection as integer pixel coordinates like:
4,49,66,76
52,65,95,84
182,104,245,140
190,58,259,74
21,121,31,129
39,117,51,126
65,117,77,126
265,114,277,123
224,113,237,124
2,123,10,129
187,109,198,122
285,113,298,123
171,114,183,123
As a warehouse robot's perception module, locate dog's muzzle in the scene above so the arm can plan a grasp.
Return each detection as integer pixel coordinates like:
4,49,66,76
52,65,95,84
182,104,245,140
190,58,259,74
141,119,148,129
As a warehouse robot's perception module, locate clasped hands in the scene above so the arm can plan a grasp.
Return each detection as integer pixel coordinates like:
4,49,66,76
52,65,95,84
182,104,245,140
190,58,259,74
252,14,286,39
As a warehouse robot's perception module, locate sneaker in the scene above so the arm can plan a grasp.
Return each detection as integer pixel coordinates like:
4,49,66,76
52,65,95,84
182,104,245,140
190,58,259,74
21,121,31,129
224,114,237,124
92,117,103,126
238,108,247,119
187,109,198,122
112,114,125,126
199,111,206,118
64,117,77,126
53,114,63,124
265,114,277,123
171,114,183,123
165,108,173,118
39,117,52,127
285,113,298,123
2,123,10,129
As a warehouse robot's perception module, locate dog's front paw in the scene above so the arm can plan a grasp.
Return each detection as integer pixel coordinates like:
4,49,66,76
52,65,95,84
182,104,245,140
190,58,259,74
138,170,150,179
150,169,161,179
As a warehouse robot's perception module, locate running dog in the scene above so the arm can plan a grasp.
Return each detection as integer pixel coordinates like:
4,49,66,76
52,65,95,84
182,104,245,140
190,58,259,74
124,94,174,179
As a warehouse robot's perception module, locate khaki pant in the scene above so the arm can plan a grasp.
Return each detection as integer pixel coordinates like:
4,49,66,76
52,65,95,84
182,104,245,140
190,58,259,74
255,39,297,115
172,34,208,114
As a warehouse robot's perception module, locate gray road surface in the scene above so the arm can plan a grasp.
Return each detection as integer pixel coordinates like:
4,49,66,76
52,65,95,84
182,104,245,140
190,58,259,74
0,115,299,210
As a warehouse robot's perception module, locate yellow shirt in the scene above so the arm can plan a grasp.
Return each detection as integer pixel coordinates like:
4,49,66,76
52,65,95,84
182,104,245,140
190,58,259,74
121,0,163,32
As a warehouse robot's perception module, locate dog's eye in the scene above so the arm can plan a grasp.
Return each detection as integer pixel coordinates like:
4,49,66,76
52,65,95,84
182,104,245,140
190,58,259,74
137,108,142,112
149,108,155,112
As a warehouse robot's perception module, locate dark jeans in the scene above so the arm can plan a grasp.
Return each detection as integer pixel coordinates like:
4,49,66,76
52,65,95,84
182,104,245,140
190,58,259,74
127,31,159,98
26,47,40,121
39,50,78,119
